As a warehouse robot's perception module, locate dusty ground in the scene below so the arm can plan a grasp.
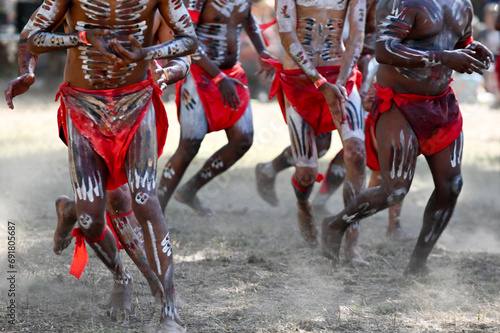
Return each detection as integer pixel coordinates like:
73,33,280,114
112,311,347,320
0,81,500,332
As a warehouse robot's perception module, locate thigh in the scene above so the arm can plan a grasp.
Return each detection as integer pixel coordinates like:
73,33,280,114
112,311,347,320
425,131,463,191
338,86,365,141
284,96,318,168
125,103,159,196
232,102,254,134
375,105,419,192
178,73,208,140
66,117,107,226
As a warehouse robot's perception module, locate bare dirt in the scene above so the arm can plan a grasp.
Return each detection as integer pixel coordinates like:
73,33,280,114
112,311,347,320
0,83,500,332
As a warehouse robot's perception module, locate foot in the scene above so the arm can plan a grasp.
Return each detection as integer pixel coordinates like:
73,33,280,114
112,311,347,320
107,273,133,323
344,246,370,267
297,200,318,247
404,262,430,276
54,195,76,255
386,227,416,242
320,216,345,265
174,186,215,217
159,313,186,333
344,224,370,267
255,163,279,207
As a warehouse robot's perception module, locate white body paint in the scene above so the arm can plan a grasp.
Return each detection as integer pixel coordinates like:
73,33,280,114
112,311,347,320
296,0,347,10
147,221,162,275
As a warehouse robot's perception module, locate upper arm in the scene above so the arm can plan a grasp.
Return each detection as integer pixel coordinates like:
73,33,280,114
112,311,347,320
157,0,197,38
275,0,297,41
25,0,70,36
375,0,415,57
346,0,366,44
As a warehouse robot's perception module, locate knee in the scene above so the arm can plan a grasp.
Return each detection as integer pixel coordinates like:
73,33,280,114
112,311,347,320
77,210,106,238
386,187,408,206
295,167,317,188
180,139,202,159
342,139,366,170
316,134,331,158
449,174,463,199
107,186,131,215
235,132,254,156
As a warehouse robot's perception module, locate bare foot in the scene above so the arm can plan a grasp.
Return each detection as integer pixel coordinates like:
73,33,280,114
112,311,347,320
174,186,215,217
159,310,186,333
386,227,416,242
297,200,318,247
404,262,430,276
344,247,370,267
255,163,279,207
54,195,76,255
320,216,346,265
344,224,370,267
107,272,133,323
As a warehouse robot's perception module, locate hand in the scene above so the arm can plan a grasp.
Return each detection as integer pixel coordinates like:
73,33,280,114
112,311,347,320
255,50,277,81
217,76,247,111
467,41,494,68
4,73,36,109
85,29,121,64
151,60,168,90
319,82,347,126
440,49,490,74
108,35,146,64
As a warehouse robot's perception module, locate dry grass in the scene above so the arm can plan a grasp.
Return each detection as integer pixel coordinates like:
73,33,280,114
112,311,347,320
0,84,499,332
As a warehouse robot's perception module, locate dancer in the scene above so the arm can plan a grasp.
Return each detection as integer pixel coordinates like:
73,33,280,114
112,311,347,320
157,0,276,216
321,0,493,274
22,0,197,331
258,0,367,265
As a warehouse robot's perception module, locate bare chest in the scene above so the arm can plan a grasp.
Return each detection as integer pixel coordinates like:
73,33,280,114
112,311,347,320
198,0,250,24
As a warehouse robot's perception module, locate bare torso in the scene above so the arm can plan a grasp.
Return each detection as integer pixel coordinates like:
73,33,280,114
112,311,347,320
376,0,474,95
194,0,252,68
67,0,160,89
281,0,352,70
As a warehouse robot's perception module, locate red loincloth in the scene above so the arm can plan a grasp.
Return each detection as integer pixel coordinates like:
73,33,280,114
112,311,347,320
265,58,362,135
372,84,462,156
175,63,250,133
364,112,380,171
56,76,168,190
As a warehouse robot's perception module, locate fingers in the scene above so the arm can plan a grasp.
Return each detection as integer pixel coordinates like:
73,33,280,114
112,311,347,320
232,79,248,90
5,88,14,109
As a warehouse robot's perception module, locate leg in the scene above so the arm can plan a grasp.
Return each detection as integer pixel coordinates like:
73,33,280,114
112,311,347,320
55,186,162,300
337,87,368,265
321,103,418,265
158,73,206,213
285,99,319,246
256,132,331,207
369,170,415,241
312,149,346,214
406,132,463,275
66,119,133,321
175,104,254,216
125,104,183,331
106,186,162,299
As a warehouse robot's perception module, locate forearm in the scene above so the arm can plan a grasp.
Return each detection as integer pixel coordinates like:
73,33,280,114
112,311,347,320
244,15,267,56
375,39,441,68
144,35,197,60
27,31,81,54
164,57,191,84
281,32,323,82
337,32,364,86
17,41,38,76
191,46,223,78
